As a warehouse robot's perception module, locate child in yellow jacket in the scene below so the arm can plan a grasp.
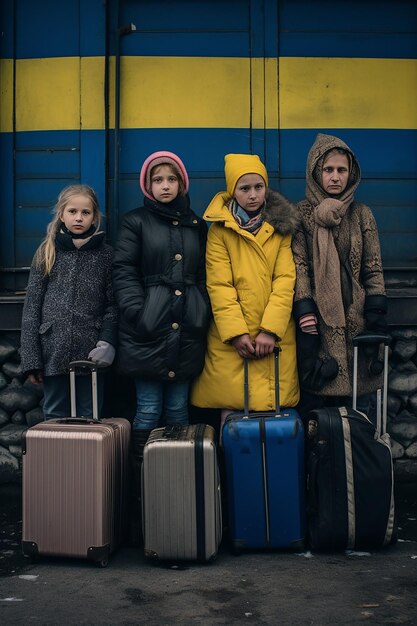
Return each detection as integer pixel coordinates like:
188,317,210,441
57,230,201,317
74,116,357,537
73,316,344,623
191,153,299,424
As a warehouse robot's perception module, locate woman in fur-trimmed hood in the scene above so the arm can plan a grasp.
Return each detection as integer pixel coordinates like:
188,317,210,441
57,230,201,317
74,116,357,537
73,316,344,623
292,133,387,403
191,153,300,413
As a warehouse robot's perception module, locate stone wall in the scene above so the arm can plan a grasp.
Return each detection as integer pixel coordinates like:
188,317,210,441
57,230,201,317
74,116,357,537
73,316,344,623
386,327,417,480
0,332,44,483
1,329,417,483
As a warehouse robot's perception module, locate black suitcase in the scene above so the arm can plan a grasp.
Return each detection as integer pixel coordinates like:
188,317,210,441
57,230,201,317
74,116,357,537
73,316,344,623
306,334,396,551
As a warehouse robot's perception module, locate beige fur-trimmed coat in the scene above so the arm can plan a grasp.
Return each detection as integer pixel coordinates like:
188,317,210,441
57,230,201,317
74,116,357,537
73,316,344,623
292,134,386,397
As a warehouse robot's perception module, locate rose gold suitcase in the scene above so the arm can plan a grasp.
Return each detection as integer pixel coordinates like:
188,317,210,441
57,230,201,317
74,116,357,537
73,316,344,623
22,361,130,567
142,423,222,562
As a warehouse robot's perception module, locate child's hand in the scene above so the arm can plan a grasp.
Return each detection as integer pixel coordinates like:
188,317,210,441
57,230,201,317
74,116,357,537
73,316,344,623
28,370,44,385
232,334,256,359
88,341,116,367
254,332,276,359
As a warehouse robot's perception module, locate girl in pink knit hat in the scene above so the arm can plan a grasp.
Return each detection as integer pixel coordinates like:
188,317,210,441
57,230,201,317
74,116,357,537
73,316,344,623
113,151,210,543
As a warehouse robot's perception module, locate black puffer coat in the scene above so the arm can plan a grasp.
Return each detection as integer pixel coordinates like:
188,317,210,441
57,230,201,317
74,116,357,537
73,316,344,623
112,195,210,382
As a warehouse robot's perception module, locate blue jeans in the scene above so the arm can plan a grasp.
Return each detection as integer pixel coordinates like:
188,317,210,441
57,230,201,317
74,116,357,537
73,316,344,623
133,380,189,431
43,373,104,420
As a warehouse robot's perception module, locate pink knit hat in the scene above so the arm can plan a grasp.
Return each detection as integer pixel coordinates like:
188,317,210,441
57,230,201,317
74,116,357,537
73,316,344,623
139,151,189,200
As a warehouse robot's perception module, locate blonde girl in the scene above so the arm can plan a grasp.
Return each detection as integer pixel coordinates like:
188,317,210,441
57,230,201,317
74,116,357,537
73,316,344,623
20,184,117,418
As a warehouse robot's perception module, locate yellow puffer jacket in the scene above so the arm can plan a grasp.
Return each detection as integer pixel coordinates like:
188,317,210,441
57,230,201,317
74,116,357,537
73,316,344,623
191,190,299,411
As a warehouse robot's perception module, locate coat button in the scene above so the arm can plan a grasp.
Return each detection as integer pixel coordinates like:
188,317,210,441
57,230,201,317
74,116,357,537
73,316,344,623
192,219,198,224
174,253,182,261
168,371,176,378
172,322,179,330
172,220,179,226
174,289,182,296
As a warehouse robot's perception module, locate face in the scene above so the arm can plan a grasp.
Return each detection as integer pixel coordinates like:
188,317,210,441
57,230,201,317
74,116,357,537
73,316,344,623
233,173,266,212
321,153,350,196
151,165,180,203
61,194,95,235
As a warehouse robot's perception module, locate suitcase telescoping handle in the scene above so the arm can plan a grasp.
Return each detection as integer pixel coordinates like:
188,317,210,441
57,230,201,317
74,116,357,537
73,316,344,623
69,360,99,421
243,346,281,418
352,333,391,434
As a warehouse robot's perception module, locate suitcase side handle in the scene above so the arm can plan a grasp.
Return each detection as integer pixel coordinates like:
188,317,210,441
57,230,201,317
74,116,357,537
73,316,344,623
243,346,281,418
163,423,184,439
69,360,99,421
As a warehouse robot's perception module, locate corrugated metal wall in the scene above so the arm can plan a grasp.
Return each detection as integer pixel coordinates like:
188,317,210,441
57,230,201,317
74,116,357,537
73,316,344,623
0,0,416,290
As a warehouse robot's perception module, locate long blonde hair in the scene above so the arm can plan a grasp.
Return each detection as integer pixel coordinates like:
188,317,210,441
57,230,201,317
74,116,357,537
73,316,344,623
34,185,102,275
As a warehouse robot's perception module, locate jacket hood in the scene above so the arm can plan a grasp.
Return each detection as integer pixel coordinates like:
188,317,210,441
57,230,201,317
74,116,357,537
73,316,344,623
203,189,298,236
305,133,361,207
263,189,299,236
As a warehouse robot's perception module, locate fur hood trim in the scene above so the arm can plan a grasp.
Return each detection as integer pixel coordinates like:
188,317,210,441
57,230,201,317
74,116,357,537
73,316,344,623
264,189,299,236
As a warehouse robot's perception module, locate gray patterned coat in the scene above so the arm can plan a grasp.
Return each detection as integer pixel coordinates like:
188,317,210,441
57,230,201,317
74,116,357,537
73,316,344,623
20,236,117,377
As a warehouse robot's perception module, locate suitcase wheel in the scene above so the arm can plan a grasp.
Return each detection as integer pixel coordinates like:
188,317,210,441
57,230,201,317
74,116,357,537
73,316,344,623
88,545,110,566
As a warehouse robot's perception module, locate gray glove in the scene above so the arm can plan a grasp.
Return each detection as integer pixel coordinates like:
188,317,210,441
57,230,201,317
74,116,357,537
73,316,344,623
88,341,115,367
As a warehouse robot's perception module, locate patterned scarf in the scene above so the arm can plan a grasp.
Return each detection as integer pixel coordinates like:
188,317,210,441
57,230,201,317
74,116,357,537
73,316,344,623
229,198,265,233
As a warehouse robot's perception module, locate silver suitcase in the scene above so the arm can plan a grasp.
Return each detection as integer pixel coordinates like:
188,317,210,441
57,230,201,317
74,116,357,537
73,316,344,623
142,423,222,562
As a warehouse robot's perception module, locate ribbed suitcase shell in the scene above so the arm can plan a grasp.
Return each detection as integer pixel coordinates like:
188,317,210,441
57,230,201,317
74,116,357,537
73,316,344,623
142,423,222,562
222,349,305,552
22,417,130,566
223,411,305,551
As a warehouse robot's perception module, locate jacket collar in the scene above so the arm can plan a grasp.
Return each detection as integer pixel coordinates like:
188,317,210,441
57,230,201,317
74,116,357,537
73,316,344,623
143,194,198,225
203,189,298,236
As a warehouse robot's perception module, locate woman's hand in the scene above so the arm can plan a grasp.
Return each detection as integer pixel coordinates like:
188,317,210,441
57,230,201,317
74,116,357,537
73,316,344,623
254,332,276,359
232,334,256,359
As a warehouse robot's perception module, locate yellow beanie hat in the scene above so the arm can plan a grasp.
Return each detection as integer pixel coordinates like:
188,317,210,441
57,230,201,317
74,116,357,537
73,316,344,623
224,153,268,197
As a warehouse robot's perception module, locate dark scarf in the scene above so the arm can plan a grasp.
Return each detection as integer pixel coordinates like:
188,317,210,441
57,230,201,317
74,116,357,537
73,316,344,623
144,193,191,221
55,224,105,251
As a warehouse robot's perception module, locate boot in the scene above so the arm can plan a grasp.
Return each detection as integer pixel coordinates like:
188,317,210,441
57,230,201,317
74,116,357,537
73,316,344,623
128,429,152,547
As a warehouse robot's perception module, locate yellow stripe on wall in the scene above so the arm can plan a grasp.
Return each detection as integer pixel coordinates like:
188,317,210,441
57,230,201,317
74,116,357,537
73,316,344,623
81,57,105,130
279,57,417,130
14,57,105,132
3,56,417,132
113,56,251,129
16,58,80,131
0,59,14,133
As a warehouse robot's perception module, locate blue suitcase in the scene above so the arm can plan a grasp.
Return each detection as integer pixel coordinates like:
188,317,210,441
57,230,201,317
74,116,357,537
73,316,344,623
222,348,305,553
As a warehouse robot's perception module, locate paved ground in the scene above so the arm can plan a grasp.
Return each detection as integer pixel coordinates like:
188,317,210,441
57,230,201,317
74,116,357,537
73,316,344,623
0,480,416,625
